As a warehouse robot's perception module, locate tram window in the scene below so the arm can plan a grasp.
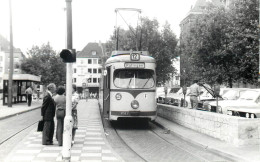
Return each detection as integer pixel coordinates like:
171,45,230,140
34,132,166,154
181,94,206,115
114,69,155,89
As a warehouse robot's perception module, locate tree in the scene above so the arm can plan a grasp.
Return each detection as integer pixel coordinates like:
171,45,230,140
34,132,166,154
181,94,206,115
181,1,258,87
21,43,66,86
106,17,178,85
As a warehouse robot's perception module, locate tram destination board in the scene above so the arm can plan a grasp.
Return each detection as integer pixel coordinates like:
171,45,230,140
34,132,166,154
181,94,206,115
125,62,145,68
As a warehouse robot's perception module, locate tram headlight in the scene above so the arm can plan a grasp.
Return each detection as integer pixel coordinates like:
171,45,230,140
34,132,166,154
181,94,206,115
131,100,139,109
251,114,255,119
115,93,122,100
246,113,249,118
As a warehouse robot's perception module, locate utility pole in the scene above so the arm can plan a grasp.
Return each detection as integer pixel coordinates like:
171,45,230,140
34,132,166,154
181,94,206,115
8,0,13,107
62,0,73,161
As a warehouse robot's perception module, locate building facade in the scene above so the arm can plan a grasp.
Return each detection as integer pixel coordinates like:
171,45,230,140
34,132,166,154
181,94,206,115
73,42,104,98
0,34,25,91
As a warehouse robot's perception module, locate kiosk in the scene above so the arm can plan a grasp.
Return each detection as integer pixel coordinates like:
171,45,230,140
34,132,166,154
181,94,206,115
3,74,41,105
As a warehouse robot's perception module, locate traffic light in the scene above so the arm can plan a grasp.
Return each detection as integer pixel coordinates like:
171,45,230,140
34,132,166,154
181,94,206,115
60,49,76,63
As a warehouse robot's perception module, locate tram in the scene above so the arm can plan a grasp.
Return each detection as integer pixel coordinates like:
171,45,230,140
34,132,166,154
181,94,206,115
99,51,157,121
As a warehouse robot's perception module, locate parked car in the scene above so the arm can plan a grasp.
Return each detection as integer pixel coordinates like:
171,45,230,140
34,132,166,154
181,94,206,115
198,88,232,110
206,88,256,114
168,87,190,106
169,84,210,108
156,87,166,103
227,105,260,118
157,87,180,103
226,89,260,118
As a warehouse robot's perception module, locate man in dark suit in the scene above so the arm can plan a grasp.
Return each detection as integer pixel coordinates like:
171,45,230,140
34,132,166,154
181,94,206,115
41,83,56,145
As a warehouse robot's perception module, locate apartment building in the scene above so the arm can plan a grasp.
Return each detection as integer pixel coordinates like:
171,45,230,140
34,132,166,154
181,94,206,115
0,34,25,91
73,42,104,97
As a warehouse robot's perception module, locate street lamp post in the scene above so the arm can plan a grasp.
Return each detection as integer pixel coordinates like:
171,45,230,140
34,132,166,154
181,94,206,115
62,0,73,161
8,0,14,107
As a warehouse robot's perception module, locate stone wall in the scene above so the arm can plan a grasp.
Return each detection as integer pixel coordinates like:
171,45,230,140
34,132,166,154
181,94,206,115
157,104,260,146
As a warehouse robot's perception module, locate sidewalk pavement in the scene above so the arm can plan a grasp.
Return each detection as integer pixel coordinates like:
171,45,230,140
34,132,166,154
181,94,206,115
1,99,260,162
0,99,42,120
3,99,123,162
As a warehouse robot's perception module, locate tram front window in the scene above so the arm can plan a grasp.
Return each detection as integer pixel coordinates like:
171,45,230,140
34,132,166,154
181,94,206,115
114,69,155,89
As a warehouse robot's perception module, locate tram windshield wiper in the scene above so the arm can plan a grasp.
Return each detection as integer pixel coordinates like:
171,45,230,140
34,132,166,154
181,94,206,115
127,78,133,88
142,78,151,88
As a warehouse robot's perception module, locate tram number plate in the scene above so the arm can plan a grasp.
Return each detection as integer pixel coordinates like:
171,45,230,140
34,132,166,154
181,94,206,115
120,112,129,115
130,53,140,61
125,62,145,68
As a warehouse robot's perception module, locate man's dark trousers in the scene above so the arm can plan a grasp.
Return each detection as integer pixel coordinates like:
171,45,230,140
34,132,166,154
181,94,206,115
27,94,32,106
42,120,54,145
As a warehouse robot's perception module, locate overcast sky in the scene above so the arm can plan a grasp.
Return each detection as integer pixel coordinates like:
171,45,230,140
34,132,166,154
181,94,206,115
0,0,196,53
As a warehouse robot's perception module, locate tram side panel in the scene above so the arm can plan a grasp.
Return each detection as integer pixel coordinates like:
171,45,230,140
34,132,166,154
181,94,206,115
102,66,111,118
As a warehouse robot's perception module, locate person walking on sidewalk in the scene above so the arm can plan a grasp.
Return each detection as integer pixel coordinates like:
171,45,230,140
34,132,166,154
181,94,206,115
54,86,66,146
72,84,79,144
189,80,200,109
25,86,33,106
41,83,56,145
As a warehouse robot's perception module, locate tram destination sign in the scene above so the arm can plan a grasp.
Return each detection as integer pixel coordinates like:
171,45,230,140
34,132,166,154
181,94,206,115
125,62,145,68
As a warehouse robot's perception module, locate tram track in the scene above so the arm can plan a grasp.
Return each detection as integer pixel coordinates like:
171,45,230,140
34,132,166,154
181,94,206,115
113,123,148,162
0,108,41,146
0,120,38,146
104,118,231,162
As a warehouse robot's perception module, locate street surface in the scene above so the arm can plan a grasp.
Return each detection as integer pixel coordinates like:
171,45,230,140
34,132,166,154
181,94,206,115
0,109,40,160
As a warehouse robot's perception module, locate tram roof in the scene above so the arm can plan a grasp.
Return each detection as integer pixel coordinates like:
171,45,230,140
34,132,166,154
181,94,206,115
106,51,155,64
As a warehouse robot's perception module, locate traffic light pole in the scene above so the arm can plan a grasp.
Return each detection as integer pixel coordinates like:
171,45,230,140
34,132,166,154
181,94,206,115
62,0,73,161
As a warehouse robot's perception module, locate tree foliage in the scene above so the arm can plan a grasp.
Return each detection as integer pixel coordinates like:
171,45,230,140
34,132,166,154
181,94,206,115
21,43,66,86
106,17,178,85
181,1,258,87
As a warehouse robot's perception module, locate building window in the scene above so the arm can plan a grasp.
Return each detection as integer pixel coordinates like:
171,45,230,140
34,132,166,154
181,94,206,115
98,68,102,73
98,78,100,83
74,68,77,73
74,78,77,83
88,68,92,73
93,59,97,64
93,78,97,83
88,78,92,83
98,59,101,64
88,59,92,64
93,68,97,73
14,57,19,62
92,51,96,55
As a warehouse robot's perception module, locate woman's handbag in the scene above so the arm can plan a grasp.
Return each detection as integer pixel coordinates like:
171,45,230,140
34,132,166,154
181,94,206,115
56,109,65,119
37,120,44,132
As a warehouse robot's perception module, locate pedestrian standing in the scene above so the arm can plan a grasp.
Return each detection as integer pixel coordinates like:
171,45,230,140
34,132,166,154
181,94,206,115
189,80,200,109
72,84,79,144
25,86,33,106
53,86,66,146
164,85,168,98
41,83,56,145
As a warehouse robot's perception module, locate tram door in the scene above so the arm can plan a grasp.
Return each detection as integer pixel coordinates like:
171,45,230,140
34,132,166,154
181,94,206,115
103,66,111,118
